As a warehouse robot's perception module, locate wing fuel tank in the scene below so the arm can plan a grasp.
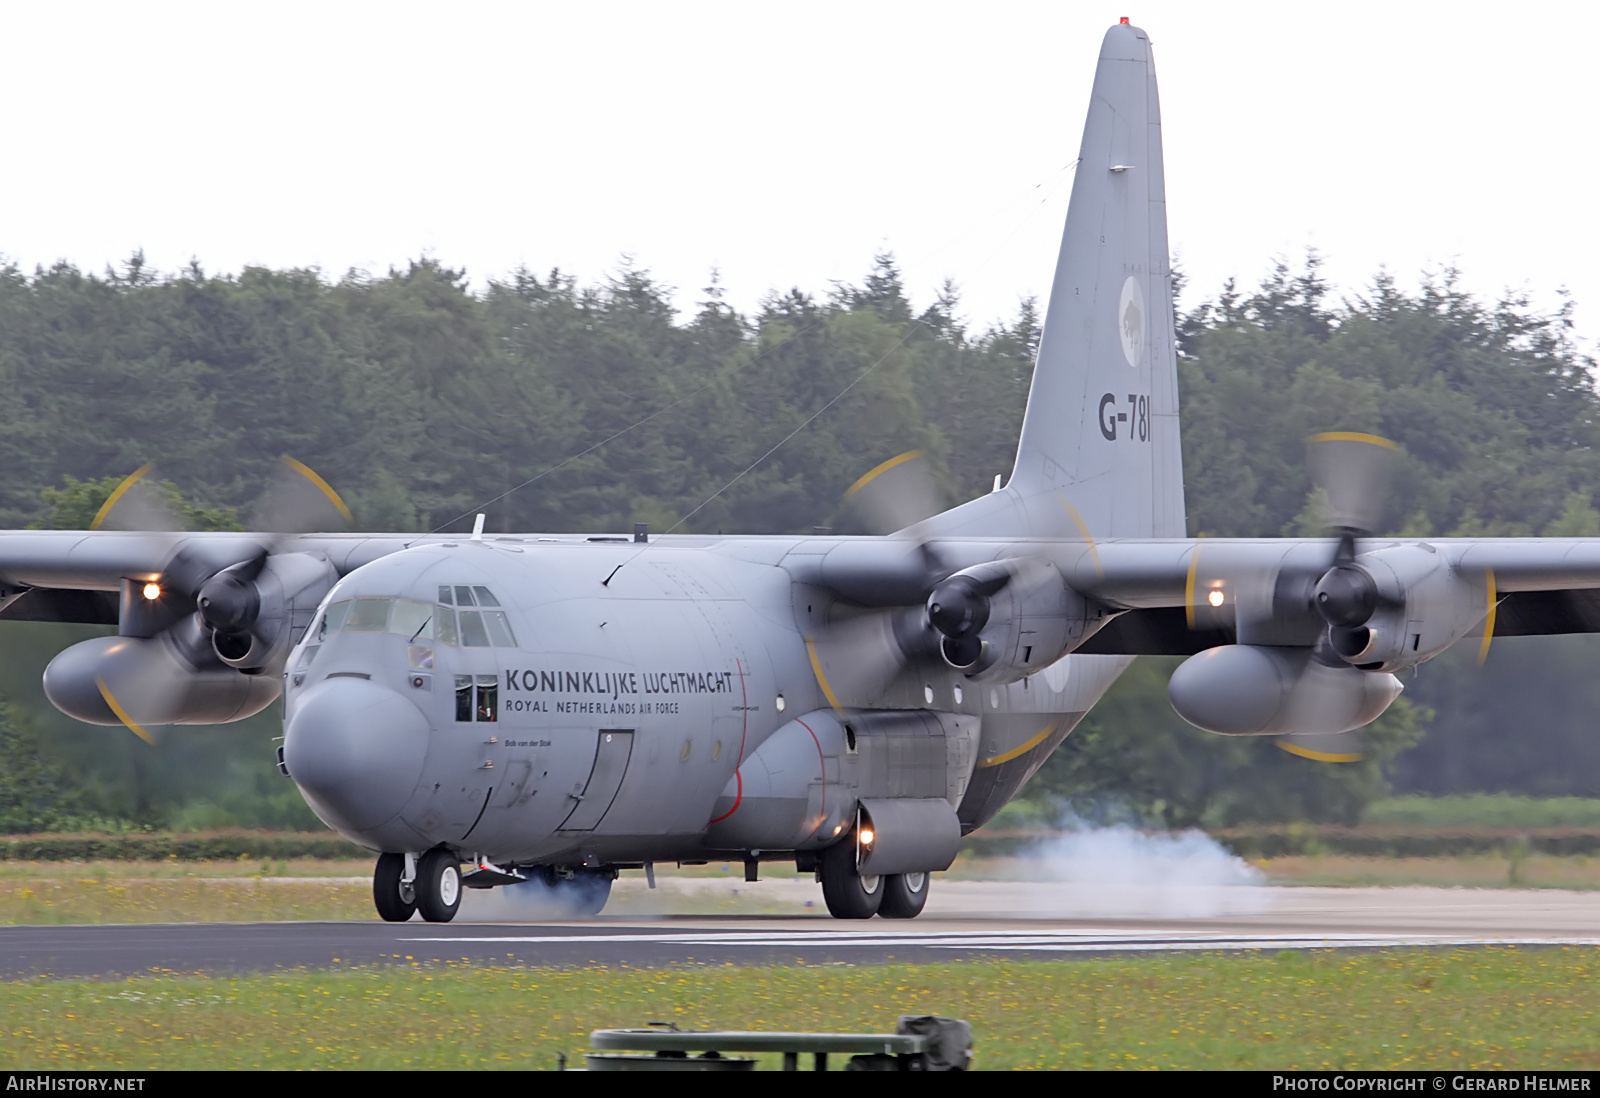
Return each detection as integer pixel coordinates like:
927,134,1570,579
1168,644,1402,736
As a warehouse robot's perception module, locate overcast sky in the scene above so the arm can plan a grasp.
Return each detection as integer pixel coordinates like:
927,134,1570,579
3,1,1596,346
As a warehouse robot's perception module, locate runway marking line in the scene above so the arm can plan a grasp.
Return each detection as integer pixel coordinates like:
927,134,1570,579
399,930,1600,952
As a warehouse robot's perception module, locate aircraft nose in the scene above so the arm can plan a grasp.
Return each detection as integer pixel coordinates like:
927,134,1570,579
283,677,429,832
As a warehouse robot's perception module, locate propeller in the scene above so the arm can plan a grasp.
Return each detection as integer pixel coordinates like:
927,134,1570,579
1177,433,1403,760
926,564,1012,670
809,451,1073,702
837,450,945,538
1186,433,1402,646
72,458,353,737
1304,433,1401,661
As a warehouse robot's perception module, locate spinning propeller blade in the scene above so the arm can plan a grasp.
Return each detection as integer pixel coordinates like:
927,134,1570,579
80,458,352,739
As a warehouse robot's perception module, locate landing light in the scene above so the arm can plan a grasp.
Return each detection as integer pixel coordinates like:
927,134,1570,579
142,583,161,601
860,828,875,846
1207,589,1225,608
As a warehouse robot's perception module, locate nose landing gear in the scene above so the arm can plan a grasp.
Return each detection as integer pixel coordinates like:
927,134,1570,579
372,849,462,923
373,852,416,922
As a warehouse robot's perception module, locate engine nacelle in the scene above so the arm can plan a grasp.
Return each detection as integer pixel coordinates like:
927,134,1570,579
1168,644,1402,736
207,551,340,673
43,619,280,727
931,559,1087,683
1320,543,1485,673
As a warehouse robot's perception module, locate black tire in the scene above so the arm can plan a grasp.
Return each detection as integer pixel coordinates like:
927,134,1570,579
820,838,882,919
561,869,613,917
373,852,417,922
416,848,463,923
878,872,929,919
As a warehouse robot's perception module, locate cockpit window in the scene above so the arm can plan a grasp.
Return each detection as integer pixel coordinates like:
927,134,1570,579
345,598,391,632
435,607,459,646
390,599,433,640
315,592,516,647
437,585,453,605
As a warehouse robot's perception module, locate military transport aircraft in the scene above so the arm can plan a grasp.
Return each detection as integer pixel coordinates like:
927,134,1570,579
8,20,1600,922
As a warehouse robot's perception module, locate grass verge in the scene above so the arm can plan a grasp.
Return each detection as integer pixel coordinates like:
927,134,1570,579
5,949,1600,1070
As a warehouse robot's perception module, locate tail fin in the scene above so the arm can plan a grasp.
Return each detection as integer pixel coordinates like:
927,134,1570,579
924,21,1185,541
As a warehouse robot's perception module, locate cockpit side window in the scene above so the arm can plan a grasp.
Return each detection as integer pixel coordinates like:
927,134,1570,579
458,610,492,647
454,674,498,722
483,611,516,647
320,600,351,639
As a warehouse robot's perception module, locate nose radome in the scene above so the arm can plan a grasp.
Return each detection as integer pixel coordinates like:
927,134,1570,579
283,677,429,833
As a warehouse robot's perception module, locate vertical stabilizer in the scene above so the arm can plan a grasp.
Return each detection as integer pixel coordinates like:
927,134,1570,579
924,22,1185,541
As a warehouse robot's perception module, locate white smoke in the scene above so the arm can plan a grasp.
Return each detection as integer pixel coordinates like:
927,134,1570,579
460,874,622,922
1012,804,1268,919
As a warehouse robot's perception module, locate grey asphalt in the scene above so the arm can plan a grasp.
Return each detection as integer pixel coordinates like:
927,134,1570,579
7,881,1600,979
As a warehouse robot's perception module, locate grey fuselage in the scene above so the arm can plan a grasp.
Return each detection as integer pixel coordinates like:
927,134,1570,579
280,536,1128,867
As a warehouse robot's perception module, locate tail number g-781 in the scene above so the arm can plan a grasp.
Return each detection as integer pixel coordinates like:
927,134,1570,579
1098,393,1148,442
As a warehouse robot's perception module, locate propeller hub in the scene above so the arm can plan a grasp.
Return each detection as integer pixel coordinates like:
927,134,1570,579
1314,565,1378,628
197,570,261,634
927,575,991,639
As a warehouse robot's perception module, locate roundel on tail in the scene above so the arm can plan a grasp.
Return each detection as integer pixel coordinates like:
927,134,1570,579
1118,275,1146,368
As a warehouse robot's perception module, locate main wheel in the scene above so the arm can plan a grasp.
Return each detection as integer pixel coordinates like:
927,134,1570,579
819,838,882,919
416,848,463,923
878,872,929,919
373,852,417,922
558,868,613,916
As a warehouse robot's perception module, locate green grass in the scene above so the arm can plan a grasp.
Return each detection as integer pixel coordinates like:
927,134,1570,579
1363,795,1600,829
0,862,370,925
5,950,1600,1069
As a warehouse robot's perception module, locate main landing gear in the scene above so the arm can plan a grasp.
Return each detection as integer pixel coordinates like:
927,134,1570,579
373,850,462,923
819,841,930,919
509,866,614,916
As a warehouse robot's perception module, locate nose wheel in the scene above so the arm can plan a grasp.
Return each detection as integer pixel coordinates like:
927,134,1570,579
372,852,417,922
372,850,462,923
416,849,463,923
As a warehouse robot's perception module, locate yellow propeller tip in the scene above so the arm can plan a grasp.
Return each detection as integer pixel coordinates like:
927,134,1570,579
89,463,155,531
1306,432,1400,451
843,450,924,501
1277,741,1363,763
279,456,354,524
94,677,158,746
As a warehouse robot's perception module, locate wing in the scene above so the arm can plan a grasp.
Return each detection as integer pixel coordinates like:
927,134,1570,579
0,530,418,624
1070,536,1600,653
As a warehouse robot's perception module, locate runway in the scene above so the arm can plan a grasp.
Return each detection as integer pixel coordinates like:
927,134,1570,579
5,880,1600,979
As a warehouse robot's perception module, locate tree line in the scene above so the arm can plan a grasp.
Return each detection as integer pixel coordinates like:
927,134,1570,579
0,250,1595,831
